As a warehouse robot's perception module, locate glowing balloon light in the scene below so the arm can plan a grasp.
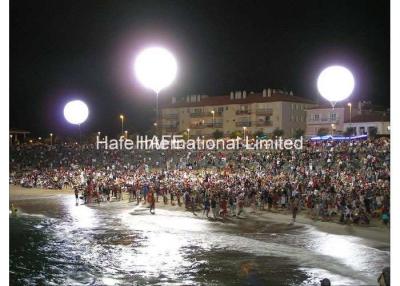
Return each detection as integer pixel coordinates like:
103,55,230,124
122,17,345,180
64,100,89,125
317,65,355,107
134,47,177,93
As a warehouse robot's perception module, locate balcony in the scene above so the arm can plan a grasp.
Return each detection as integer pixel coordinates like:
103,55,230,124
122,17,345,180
307,117,339,125
236,121,252,127
190,112,204,118
190,111,223,118
236,110,252,115
162,113,178,120
255,121,273,127
256,108,273,116
208,122,223,128
190,122,223,129
165,127,178,132
162,125,178,132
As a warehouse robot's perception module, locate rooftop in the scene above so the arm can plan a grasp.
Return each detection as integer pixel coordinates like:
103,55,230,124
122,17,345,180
161,91,315,108
345,112,390,123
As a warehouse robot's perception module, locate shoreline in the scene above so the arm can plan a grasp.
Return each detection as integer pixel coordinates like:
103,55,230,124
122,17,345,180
9,185,390,244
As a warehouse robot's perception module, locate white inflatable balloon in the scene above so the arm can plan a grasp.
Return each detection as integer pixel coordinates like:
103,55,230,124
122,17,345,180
134,47,177,93
64,100,89,125
317,66,354,104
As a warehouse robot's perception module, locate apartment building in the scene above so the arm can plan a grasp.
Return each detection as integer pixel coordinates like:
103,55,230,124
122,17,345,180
160,89,315,138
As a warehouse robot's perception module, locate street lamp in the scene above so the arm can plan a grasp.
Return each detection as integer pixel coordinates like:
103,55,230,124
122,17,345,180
347,102,352,135
64,100,89,143
317,66,354,109
124,130,128,139
50,133,53,145
330,124,336,135
211,110,215,128
187,128,190,140
120,115,124,137
243,126,247,139
134,47,177,132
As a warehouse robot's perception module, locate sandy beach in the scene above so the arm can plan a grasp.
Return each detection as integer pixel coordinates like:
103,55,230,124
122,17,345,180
9,184,390,244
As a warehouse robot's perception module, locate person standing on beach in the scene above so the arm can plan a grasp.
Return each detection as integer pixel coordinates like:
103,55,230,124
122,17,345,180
211,196,217,219
291,195,300,223
149,190,155,214
74,186,79,204
203,196,210,217
237,195,245,217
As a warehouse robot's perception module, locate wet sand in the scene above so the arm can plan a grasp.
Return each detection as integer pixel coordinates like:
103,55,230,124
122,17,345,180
9,185,390,244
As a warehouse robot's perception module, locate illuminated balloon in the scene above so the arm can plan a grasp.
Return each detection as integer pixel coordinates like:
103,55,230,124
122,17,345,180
64,100,89,125
134,47,177,93
317,66,355,105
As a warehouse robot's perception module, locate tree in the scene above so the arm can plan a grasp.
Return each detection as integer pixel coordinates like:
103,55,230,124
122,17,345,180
272,128,284,137
368,127,378,138
181,130,189,141
254,130,265,139
230,130,242,138
293,129,304,139
317,128,329,136
212,129,224,139
344,127,353,137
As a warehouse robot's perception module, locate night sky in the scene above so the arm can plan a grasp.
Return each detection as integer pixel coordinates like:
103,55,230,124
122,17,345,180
10,0,389,137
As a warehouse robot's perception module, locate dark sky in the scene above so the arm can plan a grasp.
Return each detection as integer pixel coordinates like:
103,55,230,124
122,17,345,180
10,0,390,137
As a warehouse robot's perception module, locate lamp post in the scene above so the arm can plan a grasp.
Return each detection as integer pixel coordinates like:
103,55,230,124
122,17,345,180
187,128,190,140
124,130,128,139
331,124,336,136
243,126,247,139
9,134,13,144
211,110,215,128
347,102,352,135
134,47,177,135
50,133,53,146
120,115,124,137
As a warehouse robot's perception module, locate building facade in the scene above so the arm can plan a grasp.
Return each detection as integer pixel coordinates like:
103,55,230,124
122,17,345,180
344,113,390,136
305,106,346,136
160,89,315,138
305,102,389,137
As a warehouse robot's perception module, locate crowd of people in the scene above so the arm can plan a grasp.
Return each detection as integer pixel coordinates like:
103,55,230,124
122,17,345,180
10,137,390,225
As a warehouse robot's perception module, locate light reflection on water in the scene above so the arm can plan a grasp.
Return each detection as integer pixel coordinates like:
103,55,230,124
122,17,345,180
10,195,389,286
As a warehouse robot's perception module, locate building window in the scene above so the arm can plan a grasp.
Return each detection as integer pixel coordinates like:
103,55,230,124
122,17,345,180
330,113,337,121
312,114,320,121
225,106,228,110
